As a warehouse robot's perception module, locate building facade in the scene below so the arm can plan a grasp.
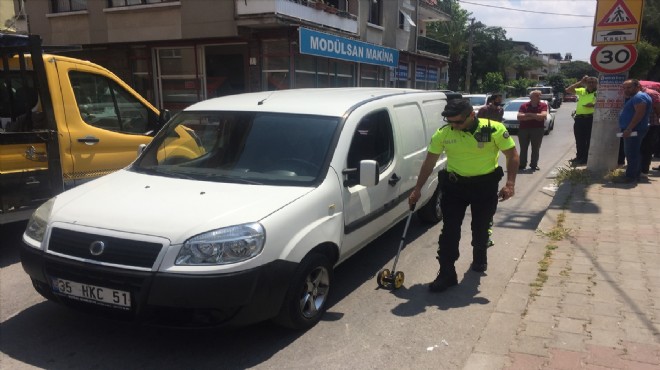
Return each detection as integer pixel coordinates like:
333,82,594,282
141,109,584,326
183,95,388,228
19,0,451,111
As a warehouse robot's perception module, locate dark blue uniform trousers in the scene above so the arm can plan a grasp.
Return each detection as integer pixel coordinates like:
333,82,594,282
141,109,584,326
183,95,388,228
438,177,500,268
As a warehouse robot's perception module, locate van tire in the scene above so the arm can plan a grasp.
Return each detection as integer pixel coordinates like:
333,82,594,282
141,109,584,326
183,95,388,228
417,184,443,224
274,253,333,330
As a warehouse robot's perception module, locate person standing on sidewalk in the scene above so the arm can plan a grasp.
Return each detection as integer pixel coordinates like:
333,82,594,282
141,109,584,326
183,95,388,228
517,90,548,171
565,76,598,165
639,86,660,173
617,79,652,183
408,99,519,293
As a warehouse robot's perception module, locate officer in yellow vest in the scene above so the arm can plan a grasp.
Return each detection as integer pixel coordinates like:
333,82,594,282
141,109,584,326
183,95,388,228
409,98,519,292
565,76,598,165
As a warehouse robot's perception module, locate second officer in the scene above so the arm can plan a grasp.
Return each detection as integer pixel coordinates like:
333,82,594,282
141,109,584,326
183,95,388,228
409,98,519,293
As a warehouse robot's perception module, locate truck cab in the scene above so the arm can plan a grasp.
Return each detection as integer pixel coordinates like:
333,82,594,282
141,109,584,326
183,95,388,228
1,33,169,223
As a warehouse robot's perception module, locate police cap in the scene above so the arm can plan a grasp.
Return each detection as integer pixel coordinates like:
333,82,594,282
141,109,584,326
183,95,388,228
442,98,473,117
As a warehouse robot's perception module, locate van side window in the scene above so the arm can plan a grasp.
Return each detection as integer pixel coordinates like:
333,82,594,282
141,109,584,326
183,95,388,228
346,110,394,172
69,71,156,134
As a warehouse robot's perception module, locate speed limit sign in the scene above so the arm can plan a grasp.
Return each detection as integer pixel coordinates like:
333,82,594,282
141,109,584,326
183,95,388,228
591,44,638,74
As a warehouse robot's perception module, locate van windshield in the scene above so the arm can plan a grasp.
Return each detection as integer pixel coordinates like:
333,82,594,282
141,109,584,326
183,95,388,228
132,111,339,186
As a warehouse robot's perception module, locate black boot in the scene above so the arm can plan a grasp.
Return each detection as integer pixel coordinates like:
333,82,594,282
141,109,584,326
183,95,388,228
471,248,488,272
429,264,458,292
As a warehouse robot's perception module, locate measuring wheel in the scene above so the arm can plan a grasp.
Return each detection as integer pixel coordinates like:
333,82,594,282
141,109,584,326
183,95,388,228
377,269,391,289
393,271,405,289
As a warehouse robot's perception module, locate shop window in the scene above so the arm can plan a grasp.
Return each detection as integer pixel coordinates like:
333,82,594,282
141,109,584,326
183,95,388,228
156,47,201,111
205,45,247,99
294,54,316,88
262,40,290,91
51,0,87,12
130,46,154,103
360,64,386,87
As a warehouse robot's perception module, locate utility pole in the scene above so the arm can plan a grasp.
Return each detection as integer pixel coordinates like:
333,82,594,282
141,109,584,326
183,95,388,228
465,17,475,93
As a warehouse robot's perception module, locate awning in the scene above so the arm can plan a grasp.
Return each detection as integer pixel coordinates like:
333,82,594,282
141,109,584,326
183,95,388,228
400,11,416,27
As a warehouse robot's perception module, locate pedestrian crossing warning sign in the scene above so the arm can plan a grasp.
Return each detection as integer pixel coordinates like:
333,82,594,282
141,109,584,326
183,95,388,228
597,0,638,27
592,0,644,46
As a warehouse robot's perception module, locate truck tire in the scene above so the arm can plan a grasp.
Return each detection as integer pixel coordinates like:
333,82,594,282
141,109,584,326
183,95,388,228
274,253,333,330
417,183,443,224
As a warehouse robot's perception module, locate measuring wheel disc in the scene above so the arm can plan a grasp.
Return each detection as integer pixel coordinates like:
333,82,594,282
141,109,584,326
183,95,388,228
377,269,391,288
393,271,405,289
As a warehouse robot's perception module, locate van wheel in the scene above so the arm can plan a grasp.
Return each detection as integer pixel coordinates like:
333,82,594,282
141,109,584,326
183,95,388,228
417,184,443,224
274,253,332,330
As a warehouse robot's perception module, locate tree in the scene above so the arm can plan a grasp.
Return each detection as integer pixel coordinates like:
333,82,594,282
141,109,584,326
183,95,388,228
510,54,544,80
547,75,565,97
629,40,660,80
482,72,504,94
508,78,535,97
641,0,660,80
427,0,469,91
560,61,597,80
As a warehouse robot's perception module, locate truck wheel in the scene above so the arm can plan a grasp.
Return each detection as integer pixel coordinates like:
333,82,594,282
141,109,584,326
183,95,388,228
274,253,332,330
417,183,443,224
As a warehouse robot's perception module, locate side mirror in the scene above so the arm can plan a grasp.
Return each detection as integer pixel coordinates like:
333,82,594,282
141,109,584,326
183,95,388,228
137,143,147,157
359,160,379,187
158,109,171,125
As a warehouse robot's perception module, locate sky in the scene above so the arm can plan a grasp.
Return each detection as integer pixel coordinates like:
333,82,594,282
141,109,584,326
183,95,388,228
457,0,599,62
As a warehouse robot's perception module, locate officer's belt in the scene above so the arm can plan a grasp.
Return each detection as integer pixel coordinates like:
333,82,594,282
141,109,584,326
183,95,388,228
445,167,503,184
575,114,593,118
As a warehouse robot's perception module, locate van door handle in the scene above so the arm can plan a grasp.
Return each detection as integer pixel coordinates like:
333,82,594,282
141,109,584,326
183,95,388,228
78,136,100,145
388,173,401,186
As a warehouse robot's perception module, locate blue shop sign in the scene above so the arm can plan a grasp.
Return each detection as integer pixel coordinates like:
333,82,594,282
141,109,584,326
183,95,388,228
299,28,398,68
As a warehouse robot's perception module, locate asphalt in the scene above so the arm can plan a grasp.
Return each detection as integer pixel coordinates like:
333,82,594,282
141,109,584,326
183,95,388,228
463,157,660,369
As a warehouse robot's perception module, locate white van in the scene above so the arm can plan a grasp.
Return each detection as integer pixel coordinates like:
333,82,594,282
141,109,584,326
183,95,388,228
21,88,450,329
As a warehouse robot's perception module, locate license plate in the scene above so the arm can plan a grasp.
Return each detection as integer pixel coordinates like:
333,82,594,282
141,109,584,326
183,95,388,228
50,277,131,310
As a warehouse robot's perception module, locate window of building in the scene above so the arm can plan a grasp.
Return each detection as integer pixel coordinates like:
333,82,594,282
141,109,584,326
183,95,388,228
294,55,355,88
108,0,176,7
359,64,386,87
129,46,154,103
51,0,87,12
156,47,202,111
70,71,156,134
368,0,382,26
204,44,247,99
262,40,290,91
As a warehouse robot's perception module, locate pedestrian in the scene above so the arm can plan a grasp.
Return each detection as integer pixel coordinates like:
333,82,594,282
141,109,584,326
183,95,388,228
477,93,504,122
517,90,548,171
408,98,519,293
639,86,660,173
565,76,597,165
616,79,652,183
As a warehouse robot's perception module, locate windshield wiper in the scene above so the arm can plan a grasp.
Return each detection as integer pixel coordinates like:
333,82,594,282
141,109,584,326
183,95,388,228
136,167,197,180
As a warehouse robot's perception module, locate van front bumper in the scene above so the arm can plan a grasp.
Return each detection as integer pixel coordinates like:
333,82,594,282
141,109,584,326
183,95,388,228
20,243,297,327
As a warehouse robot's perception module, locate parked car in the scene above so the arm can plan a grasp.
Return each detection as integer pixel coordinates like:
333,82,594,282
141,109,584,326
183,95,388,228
501,97,555,135
463,94,489,113
563,94,578,102
21,88,451,329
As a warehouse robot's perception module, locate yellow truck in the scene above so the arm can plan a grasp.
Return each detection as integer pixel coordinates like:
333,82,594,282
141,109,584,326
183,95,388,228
1,33,171,224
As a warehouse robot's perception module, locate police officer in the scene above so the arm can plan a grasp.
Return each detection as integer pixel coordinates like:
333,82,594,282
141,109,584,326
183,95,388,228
409,98,519,292
565,76,598,165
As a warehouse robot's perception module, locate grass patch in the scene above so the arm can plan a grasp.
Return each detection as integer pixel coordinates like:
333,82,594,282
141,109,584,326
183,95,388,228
554,164,591,186
537,213,571,241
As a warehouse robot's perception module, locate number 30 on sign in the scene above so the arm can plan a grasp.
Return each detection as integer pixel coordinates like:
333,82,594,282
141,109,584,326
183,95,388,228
590,44,638,74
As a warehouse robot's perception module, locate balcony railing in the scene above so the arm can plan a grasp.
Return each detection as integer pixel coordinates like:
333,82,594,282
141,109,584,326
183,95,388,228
419,0,452,16
417,36,449,58
235,0,358,34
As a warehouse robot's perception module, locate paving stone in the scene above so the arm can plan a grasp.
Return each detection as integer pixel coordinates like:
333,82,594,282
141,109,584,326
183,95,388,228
546,348,586,370
620,341,660,365
463,353,508,370
585,328,624,348
510,334,549,356
520,321,554,339
560,304,593,321
561,292,591,306
550,331,587,352
504,352,546,370
555,317,588,334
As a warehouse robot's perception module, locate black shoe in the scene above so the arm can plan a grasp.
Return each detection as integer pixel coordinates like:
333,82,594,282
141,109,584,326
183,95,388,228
530,165,540,171
518,166,526,171
428,273,458,292
470,262,488,272
652,166,660,171
487,239,494,248
612,176,636,184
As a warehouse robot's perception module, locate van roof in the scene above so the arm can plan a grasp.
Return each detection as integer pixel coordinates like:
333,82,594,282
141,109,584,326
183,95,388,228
186,88,446,116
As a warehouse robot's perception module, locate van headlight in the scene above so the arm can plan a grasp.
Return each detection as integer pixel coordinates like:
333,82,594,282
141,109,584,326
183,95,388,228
25,197,56,243
175,223,265,265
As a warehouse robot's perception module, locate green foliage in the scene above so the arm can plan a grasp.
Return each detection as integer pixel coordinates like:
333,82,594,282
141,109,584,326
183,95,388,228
508,78,535,97
482,72,504,94
547,75,565,95
641,0,660,80
560,61,597,80
629,40,660,80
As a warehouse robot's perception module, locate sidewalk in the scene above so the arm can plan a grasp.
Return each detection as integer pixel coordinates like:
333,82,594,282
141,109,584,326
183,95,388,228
465,164,660,369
